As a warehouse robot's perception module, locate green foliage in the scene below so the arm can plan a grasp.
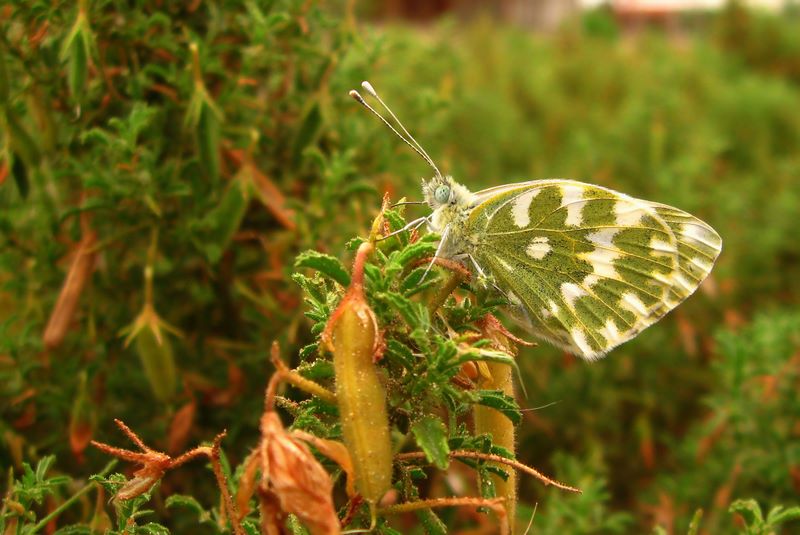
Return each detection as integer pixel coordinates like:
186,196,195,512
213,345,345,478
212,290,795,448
4,456,69,518
2,0,800,533
650,310,800,533
522,453,633,534
411,415,451,470
729,499,800,535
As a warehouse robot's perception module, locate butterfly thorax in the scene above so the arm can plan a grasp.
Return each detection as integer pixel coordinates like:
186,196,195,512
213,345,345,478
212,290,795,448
422,176,479,258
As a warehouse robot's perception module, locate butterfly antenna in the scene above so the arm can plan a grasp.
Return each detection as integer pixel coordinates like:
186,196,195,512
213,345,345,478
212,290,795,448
349,85,443,179
360,81,443,178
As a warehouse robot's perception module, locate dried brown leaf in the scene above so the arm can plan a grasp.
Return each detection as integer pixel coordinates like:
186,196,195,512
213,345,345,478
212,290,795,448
167,401,196,455
293,431,356,498
260,412,340,535
43,232,97,349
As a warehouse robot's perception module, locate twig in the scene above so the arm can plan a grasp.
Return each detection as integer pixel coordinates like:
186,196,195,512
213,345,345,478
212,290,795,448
30,460,117,533
396,449,581,493
380,497,509,535
265,341,336,410
91,419,245,535
209,431,245,535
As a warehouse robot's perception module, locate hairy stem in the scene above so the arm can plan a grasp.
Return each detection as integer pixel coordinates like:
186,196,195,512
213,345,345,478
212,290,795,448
31,460,117,533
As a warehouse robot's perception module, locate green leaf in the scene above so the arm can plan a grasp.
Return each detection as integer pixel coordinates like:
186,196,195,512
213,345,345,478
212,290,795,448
385,339,415,370
66,26,88,99
767,504,800,526
193,178,250,263
484,464,510,482
411,415,450,470
687,508,703,535
297,359,334,380
416,508,447,535
136,522,171,535
0,40,10,104
475,390,522,425
383,209,407,232
293,102,322,163
395,240,437,268
165,494,206,515
264,12,291,29
380,291,428,330
294,251,350,287
242,519,262,535
5,109,41,165
291,273,327,305
10,151,29,198
298,342,318,360
53,526,92,535
165,494,212,523
478,465,497,498
197,101,221,183
729,499,765,530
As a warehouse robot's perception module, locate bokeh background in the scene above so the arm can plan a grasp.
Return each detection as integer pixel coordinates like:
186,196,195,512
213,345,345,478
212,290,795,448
2,0,800,533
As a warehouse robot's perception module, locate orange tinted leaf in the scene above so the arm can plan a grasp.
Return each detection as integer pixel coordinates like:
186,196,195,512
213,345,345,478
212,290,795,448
168,401,196,455
294,432,355,498
260,412,340,535
43,232,97,349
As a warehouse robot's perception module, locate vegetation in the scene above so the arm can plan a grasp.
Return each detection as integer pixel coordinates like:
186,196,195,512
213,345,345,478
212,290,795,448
2,1,800,533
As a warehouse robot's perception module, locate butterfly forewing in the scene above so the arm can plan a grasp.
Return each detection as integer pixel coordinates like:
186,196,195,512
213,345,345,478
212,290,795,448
466,180,721,359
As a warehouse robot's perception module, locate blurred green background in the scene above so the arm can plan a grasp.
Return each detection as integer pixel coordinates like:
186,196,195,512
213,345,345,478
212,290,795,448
2,0,800,533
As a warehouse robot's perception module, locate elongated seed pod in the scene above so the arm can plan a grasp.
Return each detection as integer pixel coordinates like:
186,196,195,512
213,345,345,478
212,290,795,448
67,27,88,100
134,322,177,403
69,371,95,459
43,232,97,349
60,0,92,100
201,170,249,263
325,243,392,504
473,362,517,527
5,109,41,166
186,43,221,183
473,314,522,532
197,100,220,182
0,41,9,104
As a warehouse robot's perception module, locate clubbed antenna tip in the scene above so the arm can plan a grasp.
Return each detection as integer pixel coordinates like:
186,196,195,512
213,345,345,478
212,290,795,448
361,81,377,97
349,89,364,103
349,80,443,180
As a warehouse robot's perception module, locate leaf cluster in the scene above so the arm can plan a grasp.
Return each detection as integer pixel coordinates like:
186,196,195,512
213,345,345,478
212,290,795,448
291,208,524,521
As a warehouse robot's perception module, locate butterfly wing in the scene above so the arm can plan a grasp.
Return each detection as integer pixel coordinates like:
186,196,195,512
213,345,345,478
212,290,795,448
465,179,721,360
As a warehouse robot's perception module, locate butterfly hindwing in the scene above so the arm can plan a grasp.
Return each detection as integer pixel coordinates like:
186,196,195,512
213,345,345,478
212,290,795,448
465,180,721,359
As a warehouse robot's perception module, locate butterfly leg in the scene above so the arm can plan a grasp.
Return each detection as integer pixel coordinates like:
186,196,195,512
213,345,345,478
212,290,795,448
377,216,430,241
390,200,427,208
467,254,487,278
466,254,509,297
419,224,451,284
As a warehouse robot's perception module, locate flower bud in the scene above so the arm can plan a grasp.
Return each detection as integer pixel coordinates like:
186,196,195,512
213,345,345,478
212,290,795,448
123,304,178,403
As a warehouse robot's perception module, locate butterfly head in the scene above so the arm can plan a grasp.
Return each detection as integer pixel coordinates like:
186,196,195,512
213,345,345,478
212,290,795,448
422,175,471,210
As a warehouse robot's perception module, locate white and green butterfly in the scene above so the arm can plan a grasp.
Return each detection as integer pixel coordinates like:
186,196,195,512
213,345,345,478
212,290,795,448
350,81,722,360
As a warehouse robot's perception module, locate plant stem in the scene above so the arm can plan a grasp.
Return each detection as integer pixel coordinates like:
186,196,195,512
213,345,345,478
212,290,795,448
427,270,465,317
380,497,509,535
31,460,117,533
396,450,580,493
209,432,245,535
266,341,336,409
144,228,158,306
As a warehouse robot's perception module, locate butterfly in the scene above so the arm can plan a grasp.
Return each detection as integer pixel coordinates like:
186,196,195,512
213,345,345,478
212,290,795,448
350,81,722,360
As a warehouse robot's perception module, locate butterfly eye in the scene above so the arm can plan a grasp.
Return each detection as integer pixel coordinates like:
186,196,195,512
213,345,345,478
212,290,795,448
434,185,450,204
